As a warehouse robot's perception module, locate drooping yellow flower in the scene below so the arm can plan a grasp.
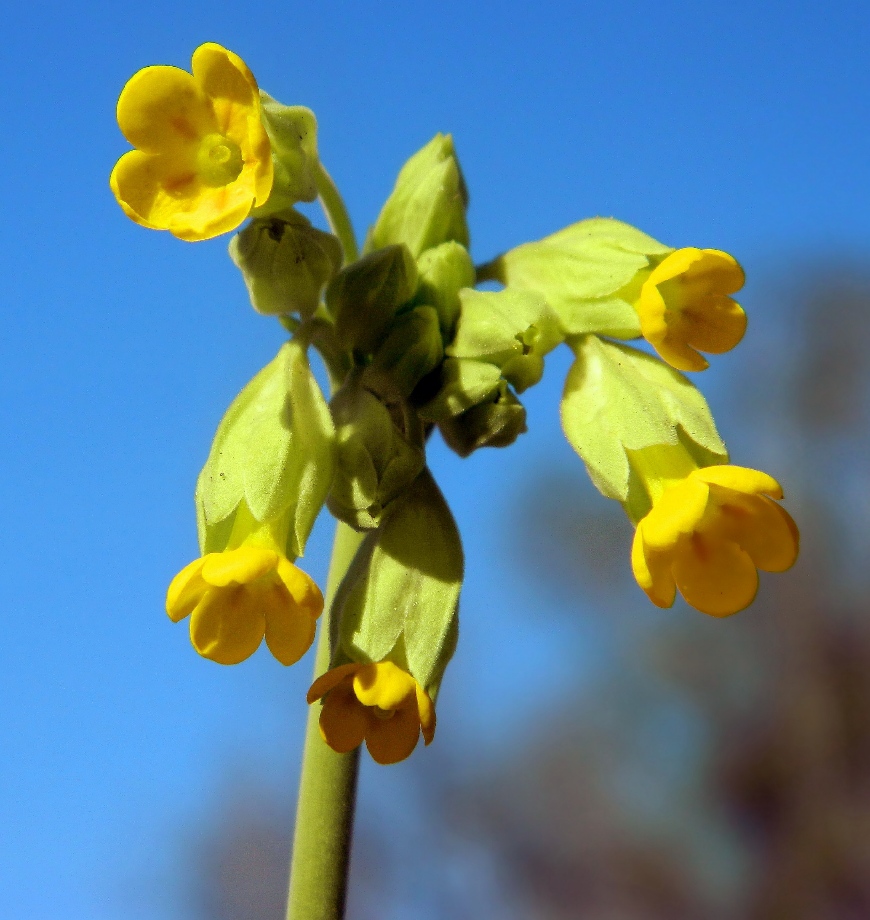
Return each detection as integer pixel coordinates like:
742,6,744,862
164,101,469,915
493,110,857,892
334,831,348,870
166,545,322,665
110,43,273,241
307,661,436,765
636,248,746,372
631,465,799,617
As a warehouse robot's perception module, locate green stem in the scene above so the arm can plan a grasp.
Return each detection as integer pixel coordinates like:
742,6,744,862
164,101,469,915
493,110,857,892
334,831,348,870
286,522,366,920
315,162,359,265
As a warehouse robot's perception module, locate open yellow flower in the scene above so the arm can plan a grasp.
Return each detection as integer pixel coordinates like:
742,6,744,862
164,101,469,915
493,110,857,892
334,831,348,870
631,465,799,616
636,248,746,372
110,42,273,241
307,661,436,765
166,545,322,665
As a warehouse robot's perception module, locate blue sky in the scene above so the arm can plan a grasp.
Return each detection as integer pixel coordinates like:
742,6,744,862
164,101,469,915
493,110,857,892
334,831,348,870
1,2,867,918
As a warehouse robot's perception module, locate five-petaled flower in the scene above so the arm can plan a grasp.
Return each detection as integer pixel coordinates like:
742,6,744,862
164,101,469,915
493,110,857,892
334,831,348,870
631,465,799,616
166,544,322,665
635,248,747,372
307,661,436,764
110,42,273,241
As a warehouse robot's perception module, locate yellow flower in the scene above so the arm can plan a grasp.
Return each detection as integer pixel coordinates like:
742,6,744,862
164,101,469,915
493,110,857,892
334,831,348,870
307,661,436,765
631,465,799,616
636,248,746,372
166,545,322,665
110,43,273,241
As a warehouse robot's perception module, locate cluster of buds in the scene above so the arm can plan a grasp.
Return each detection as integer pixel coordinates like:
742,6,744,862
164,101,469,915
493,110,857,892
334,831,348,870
112,44,798,764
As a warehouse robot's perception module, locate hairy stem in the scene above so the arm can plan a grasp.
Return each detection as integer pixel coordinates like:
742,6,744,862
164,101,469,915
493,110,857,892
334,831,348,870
315,162,359,265
286,522,365,920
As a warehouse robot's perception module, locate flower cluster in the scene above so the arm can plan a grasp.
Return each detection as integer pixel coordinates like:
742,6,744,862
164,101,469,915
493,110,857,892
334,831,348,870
114,43,799,765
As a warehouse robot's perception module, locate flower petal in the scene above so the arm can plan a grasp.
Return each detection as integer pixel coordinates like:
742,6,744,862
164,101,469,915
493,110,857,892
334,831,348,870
716,493,800,573
641,477,709,550
694,465,783,499
631,524,677,607
276,557,324,621
365,706,421,765
110,149,199,231
672,533,758,617
353,662,418,711
201,545,277,586
307,663,360,704
166,181,258,241
416,685,436,745
319,684,368,753
189,586,266,664
192,43,258,113
117,65,215,153
683,294,747,355
262,584,316,666
166,556,208,622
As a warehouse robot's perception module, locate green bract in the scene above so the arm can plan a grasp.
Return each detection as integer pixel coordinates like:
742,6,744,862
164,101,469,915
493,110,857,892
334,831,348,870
561,336,727,521
229,210,342,318
196,339,335,557
447,287,563,392
367,134,469,258
326,244,418,353
331,469,463,694
327,376,425,530
255,94,319,214
492,217,672,337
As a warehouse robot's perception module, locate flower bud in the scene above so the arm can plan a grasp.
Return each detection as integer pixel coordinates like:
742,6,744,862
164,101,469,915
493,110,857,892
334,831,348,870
447,288,562,392
415,241,475,336
255,93,319,213
438,381,527,458
417,357,502,422
228,210,342,318
363,306,443,400
327,376,425,530
368,134,469,258
196,339,335,558
326,244,418,354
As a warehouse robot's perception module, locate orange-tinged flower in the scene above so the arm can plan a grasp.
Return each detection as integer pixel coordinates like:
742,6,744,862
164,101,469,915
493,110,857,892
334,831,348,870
166,545,322,665
631,465,799,616
636,248,746,372
307,661,436,765
110,43,273,241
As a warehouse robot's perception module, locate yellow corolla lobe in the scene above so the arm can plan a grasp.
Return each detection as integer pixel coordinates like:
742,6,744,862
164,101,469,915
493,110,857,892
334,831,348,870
631,465,799,616
110,43,273,241
636,248,746,372
166,544,322,665
307,661,436,765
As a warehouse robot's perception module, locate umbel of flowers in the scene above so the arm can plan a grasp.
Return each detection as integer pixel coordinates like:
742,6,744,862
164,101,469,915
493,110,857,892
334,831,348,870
112,43,799,766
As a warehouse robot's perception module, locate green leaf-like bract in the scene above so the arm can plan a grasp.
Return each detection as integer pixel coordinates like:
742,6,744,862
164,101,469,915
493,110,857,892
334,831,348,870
561,336,727,520
196,340,335,557
497,217,672,337
333,469,463,693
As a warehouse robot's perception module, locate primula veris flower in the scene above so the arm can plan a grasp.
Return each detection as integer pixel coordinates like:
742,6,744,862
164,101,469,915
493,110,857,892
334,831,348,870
110,43,273,241
631,465,799,617
166,544,322,665
636,248,746,372
307,661,435,765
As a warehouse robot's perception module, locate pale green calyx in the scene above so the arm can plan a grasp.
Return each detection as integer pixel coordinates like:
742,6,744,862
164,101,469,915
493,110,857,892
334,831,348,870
367,133,469,258
488,217,673,338
331,468,463,694
195,339,335,558
560,335,727,522
327,376,425,530
414,241,476,336
326,244,419,354
363,306,443,400
438,380,527,458
255,93,319,214
228,210,342,318
447,288,563,392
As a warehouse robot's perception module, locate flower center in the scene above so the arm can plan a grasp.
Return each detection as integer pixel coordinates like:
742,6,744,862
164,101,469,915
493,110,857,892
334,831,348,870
371,706,396,721
196,133,244,187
